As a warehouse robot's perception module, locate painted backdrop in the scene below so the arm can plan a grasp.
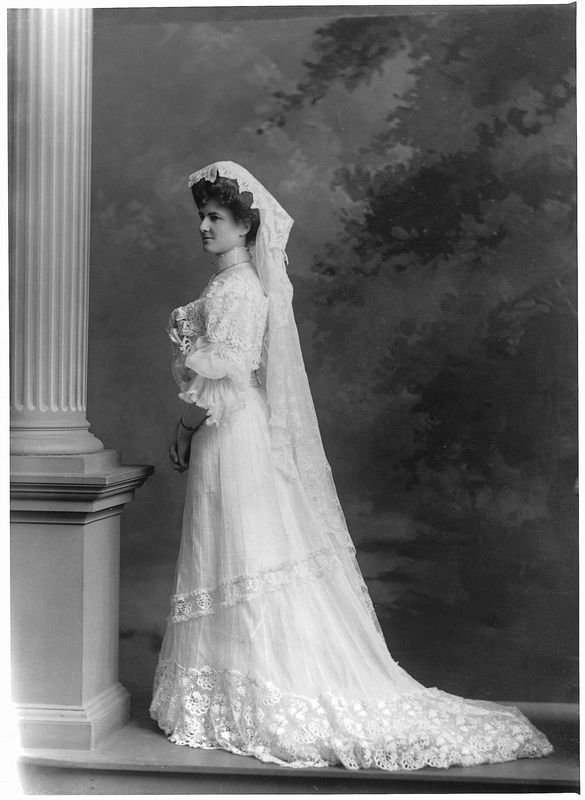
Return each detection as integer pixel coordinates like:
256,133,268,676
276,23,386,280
88,5,577,708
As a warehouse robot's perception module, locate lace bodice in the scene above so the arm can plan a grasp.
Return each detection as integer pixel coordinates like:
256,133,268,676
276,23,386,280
167,265,269,425
169,266,268,366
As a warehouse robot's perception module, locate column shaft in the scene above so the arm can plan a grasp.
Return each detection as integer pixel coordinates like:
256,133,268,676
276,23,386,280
10,8,102,454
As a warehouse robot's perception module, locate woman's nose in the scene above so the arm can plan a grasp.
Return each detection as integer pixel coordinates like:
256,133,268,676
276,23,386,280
199,217,209,232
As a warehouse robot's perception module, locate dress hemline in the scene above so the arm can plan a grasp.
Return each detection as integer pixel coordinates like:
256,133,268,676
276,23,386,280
149,660,555,772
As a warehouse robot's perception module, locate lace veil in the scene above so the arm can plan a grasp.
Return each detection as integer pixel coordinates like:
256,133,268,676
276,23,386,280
187,161,383,635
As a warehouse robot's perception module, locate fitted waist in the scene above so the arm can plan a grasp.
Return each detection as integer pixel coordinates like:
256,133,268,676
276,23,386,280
248,371,261,388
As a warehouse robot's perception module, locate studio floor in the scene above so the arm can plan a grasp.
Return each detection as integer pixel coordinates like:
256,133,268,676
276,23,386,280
18,692,579,795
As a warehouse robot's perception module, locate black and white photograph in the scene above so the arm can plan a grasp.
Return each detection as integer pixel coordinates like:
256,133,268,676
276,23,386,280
8,0,578,794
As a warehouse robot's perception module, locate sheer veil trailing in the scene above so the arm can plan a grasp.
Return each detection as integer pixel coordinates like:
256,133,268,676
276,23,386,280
188,161,383,635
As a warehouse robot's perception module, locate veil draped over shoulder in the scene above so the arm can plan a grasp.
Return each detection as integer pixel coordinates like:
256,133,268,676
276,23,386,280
187,161,383,635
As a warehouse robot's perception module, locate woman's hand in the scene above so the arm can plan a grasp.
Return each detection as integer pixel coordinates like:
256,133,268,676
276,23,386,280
169,419,193,473
169,414,209,472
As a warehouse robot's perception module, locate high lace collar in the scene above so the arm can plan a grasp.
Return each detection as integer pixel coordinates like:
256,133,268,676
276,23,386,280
213,246,251,274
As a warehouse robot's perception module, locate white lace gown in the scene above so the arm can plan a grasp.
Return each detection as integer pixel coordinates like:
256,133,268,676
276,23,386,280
150,262,554,771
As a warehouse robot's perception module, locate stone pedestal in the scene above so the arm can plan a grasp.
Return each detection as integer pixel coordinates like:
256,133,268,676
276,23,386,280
11,452,153,750
9,8,153,750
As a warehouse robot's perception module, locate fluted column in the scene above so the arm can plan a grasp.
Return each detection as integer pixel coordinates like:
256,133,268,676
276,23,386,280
9,8,102,454
9,8,154,751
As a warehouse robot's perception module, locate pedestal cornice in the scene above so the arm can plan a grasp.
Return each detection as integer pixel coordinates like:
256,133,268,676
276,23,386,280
11,451,154,518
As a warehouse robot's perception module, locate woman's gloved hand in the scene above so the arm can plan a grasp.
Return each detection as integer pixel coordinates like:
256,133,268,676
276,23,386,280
169,416,207,472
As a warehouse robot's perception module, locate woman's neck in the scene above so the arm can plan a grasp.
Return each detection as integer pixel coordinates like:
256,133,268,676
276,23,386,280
214,245,251,272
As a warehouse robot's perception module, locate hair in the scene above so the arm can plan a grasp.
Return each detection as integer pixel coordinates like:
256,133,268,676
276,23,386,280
191,176,260,245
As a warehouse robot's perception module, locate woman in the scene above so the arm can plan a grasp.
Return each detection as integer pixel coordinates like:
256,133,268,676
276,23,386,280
150,161,554,771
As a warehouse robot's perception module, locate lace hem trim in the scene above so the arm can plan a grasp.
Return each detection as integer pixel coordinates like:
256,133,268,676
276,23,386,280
169,546,346,623
149,661,555,771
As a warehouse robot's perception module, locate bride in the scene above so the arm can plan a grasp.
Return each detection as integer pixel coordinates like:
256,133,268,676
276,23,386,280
149,161,554,771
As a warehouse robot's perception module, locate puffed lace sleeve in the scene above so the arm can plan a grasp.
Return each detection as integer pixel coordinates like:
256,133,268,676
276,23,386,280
167,272,267,426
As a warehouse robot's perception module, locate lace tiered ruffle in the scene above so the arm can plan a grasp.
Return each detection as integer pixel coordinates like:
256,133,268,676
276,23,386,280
168,546,346,623
151,660,554,771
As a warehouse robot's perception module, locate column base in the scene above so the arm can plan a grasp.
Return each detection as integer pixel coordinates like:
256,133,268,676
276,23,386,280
10,425,105,456
15,683,131,751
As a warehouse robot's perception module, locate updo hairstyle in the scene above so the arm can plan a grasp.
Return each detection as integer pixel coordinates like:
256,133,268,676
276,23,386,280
191,176,260,245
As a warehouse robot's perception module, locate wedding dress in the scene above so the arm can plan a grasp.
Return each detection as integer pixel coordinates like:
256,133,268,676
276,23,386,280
150,162,554,771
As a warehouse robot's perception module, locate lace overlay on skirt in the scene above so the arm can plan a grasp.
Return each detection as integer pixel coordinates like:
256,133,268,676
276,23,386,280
170,546,346,622
151,660,554,771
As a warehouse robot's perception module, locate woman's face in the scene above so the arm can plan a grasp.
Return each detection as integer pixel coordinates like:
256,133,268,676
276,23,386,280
198,199,249,255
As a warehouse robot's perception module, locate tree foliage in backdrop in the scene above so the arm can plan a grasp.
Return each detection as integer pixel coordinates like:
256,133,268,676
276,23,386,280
262,7,577,693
